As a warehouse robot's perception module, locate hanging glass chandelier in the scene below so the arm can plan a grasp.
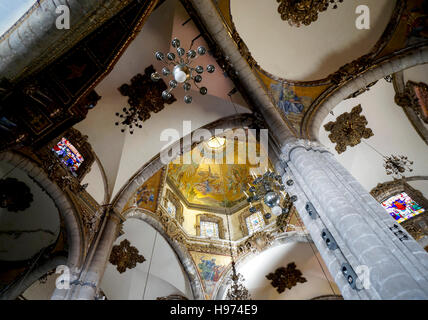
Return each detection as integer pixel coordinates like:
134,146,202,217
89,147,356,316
383,155,414,177
225,261,251,300
151,38,215,104
245,169,296,219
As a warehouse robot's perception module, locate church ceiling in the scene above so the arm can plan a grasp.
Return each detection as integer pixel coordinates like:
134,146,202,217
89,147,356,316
183,0,428,139
166,130,270,212
123,167,165,213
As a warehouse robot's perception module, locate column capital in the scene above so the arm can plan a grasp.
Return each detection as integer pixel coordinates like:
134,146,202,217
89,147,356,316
280,138,330,163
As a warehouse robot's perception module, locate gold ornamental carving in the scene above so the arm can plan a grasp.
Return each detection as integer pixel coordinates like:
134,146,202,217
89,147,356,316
324,104,373,154
276,0,343,27
109,239,146,273
237,231,274,255
265,262,307,293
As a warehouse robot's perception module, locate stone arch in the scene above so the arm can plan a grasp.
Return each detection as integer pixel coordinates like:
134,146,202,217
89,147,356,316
0,255,67,300
213,232,311,300
122,208,205,300
303,45,428,140
112,113,274,213
0,151,84,272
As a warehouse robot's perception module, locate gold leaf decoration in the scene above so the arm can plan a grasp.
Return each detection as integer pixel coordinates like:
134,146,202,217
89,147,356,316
266,262,307,293
109,239,145,273
324,104,373,154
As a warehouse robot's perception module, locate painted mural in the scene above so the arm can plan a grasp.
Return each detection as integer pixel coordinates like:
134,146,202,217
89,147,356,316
167,131,271,209
190,251,232,299
123,168,164,213
269,83,312,116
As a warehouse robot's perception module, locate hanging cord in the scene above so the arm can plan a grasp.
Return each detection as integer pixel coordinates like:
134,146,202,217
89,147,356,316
361,140,386,158
301,223,338,296
0,158,26,180
142,231,157,300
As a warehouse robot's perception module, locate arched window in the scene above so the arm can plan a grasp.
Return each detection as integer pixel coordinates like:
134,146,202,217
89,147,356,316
52,137,84,175
163,189,184,225
381,192,425,223
239,204,269,236
245,211,265,235
195,214,225,239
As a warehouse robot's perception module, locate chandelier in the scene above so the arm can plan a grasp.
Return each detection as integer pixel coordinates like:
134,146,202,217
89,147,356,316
225,261,251,300
151,38,215,104
277,0,343,27
384,155,414,177
245,169,296,218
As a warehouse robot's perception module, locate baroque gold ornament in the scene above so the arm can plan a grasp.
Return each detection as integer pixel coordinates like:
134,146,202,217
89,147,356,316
109,239,145,273
324,104,373,154
266,262,307,293
276,0,343,27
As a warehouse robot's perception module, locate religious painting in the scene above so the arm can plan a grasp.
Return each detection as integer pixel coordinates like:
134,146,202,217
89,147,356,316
167,130,271,210
52,137,84,174
168,163,254,209
269,83,311,116
123,168,165,213
382,192,425,223
190,251,231,299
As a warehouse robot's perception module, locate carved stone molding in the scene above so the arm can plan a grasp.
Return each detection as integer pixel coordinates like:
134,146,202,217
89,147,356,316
265,262,307,293
109,239,145,273
401,214,428,241
324,104,373,154
237,231,274,255
370,178,428,210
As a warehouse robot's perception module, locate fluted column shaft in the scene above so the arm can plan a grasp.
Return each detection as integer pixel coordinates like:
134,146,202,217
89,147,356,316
279,140,428,299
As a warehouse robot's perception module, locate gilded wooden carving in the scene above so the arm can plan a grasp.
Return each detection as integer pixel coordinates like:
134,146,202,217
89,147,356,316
276,0,343,27
109,239,145,273
265,262,307,293
324,104,373,154
117,65,176,125
406,81,428,124
237,231,274,255
164,189,184,225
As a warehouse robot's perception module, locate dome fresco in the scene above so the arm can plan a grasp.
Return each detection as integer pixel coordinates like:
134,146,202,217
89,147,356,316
167,129,271,210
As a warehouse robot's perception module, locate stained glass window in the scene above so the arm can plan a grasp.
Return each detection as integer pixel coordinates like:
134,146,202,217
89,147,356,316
382,192,425,223
52,137,84,174
166,200,176,218
245,211,265,235
200,221,219,239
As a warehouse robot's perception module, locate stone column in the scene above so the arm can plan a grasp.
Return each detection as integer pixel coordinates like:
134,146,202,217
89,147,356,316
51,208,122,300
279,139,428,299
